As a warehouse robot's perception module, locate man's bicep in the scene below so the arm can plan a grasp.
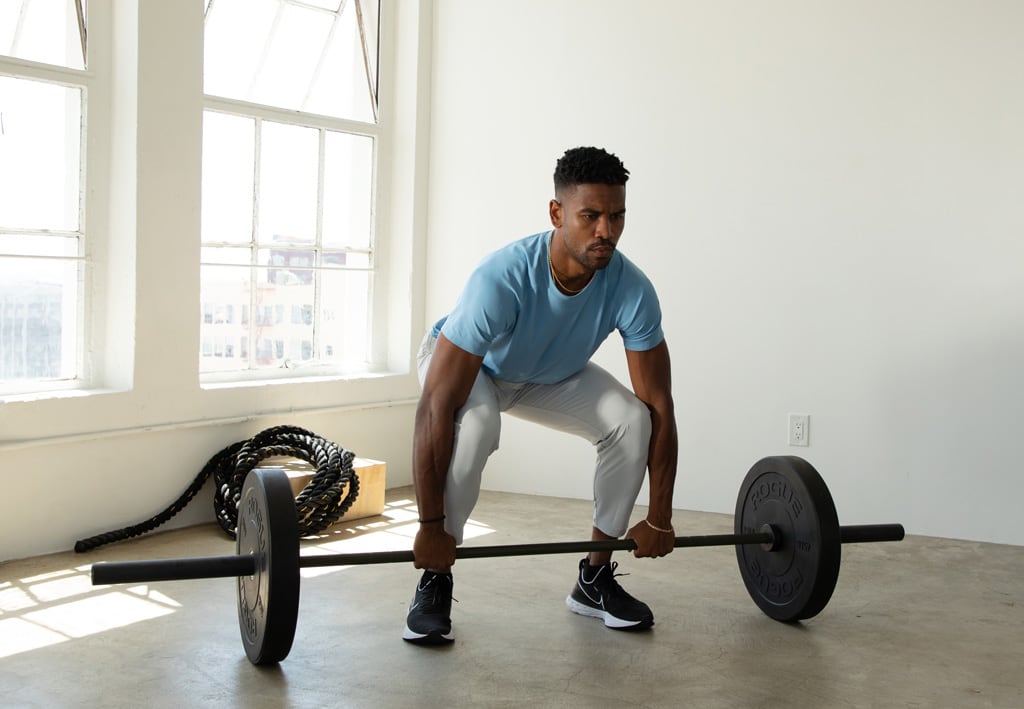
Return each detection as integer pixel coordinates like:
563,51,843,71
625,340,673,409
422,334,485,411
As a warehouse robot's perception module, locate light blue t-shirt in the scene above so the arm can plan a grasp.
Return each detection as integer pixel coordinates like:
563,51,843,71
432,230,664,384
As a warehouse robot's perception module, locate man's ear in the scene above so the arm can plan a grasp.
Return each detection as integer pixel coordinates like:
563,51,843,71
549,199,563,227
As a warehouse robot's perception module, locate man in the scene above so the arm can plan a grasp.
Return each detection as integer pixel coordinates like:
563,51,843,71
404,146,678,645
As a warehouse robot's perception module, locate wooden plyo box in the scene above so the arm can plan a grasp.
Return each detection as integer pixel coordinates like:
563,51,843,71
257,456,386,524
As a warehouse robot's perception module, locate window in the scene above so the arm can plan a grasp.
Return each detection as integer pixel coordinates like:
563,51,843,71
0,0,89,393
200,0,380,379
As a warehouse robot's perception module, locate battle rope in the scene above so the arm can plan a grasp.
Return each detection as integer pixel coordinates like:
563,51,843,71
74,425,359,553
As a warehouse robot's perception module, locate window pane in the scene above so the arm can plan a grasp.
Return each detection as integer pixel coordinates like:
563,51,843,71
202,112,255,244
251,3,331,112
200,264,251,374
258,121,318,246
0,76,82,231
303,0,375,122
322,131,373,249
259,247,315,281
202,0,278,101
0,233,79,257
204,0,377,123
201,246,251,266
320,269,369,363
301,1,343,10
323,250,370,269
251,266,315,368
0,0,85,70
0,256,79,383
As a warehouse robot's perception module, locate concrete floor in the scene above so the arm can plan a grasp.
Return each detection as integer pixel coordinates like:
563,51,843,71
1,487,1022,709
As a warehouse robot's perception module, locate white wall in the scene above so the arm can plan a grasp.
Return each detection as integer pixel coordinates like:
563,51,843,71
0,2,430,561
426,0,1024,545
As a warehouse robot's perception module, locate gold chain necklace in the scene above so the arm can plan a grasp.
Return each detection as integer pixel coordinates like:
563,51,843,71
548,246,588,295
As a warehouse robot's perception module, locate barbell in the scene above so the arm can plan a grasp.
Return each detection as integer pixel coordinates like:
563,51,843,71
90,455,904,665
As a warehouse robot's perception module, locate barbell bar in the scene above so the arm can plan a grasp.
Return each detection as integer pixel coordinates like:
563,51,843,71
89,455,905,665
91,526,903,584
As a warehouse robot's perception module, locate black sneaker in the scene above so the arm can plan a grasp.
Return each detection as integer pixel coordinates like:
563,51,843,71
565,558,654,630
402,570,455,645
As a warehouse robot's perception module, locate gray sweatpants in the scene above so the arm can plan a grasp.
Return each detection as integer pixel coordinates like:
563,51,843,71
417,332,652,544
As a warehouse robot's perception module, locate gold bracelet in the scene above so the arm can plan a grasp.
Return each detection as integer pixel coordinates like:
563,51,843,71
644,519,673,534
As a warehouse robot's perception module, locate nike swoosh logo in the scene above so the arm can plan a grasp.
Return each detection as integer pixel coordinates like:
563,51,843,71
580,585,603,607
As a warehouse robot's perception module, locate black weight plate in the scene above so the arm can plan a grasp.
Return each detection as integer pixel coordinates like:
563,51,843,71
734,456,841,622
236,468,300,664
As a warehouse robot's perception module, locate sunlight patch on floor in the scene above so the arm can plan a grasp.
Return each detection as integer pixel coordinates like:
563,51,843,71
0,498,497,658
0,578,181,659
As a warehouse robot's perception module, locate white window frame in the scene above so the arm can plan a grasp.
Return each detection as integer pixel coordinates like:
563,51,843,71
200,1,386,386
0,0,118,399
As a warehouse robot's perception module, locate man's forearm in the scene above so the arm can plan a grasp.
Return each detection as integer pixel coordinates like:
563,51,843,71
412,399,454,520
645,405,678,527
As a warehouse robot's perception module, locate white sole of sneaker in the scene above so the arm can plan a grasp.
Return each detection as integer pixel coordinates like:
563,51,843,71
402,625,455,644
565,595,653,630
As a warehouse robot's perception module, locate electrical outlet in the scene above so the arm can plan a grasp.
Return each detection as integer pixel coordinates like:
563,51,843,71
788,413,809,447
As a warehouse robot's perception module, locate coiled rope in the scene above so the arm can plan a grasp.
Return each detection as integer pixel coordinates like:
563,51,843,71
74,425,359,553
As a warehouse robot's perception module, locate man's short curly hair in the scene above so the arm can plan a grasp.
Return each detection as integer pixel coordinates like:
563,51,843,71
553,146,630,194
